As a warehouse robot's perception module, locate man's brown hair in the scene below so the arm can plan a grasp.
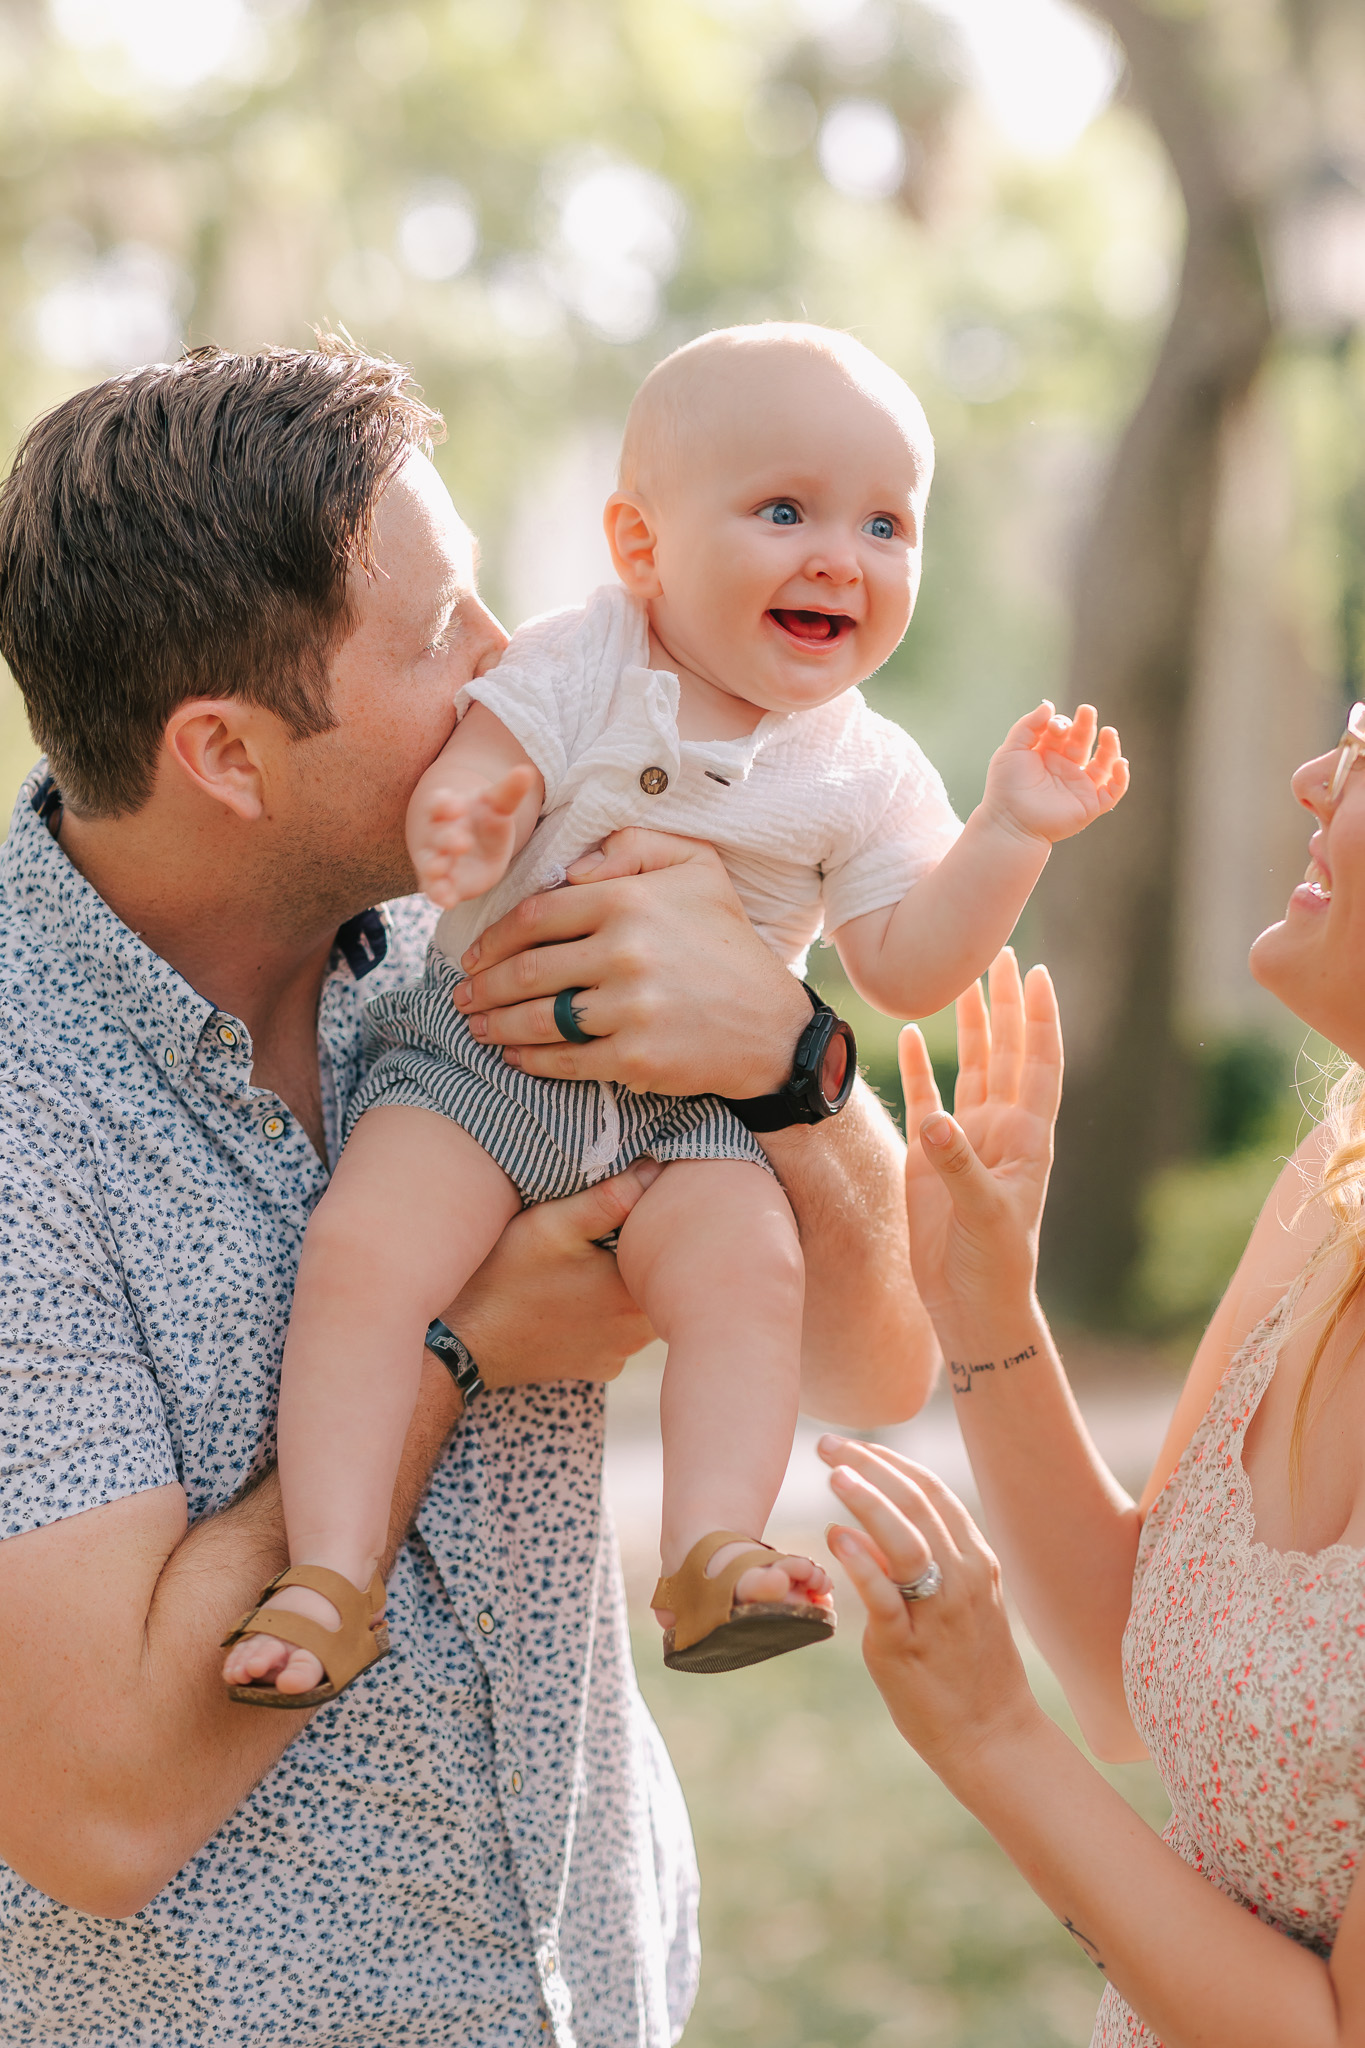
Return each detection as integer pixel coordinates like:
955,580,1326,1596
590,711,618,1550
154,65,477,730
0,338,442,817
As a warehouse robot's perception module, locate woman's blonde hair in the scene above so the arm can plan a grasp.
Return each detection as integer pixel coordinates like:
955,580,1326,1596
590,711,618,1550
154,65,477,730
1292,1059,1365,1483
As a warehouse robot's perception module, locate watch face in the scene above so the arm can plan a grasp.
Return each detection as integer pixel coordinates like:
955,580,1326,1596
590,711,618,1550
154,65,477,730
815,1017,856,1113
819,1026,850,1107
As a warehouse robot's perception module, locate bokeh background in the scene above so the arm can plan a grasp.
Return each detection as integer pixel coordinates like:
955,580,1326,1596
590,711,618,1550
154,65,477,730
1,1,1364,2040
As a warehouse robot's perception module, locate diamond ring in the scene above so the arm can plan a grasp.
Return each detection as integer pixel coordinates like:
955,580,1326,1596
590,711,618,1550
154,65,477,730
894,1560,943,1602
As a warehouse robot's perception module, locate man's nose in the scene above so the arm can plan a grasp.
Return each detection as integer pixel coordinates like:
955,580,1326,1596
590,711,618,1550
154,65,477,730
474,600,510,672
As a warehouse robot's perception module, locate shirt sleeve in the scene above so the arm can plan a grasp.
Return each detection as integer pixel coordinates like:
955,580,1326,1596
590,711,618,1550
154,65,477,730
457,588,637,810
0,1049,176,1540
819,705,963,936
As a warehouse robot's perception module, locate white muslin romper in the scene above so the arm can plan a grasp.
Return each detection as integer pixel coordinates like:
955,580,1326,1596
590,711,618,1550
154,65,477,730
348,584,961,1203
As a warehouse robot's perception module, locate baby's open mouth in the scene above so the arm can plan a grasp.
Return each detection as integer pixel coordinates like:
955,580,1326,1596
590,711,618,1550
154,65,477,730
768,608,855,646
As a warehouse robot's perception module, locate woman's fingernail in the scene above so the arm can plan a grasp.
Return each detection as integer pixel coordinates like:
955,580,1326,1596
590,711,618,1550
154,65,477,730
468,1014,488,1040
818,1432,845,1457
567,849,605,878
921,1112,954,1148
453,985,472,1010
501,1048,521,1070
461,942,481,969
634,1158,663,1188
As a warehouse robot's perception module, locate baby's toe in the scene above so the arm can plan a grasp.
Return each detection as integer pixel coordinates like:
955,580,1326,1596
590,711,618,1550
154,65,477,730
274,1647,326,1695
734,1558,834,1611
735,1562,801,1608
784,1555,834,1602
223,1633,289,1685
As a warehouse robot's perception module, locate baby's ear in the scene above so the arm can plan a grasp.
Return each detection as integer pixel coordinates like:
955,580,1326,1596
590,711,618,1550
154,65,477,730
603,491,661,595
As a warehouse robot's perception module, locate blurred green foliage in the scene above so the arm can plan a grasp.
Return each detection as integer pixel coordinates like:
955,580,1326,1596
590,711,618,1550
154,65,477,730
1129,1035,1339,1337
0,0,1181,825
0,0,1336,1354
638,1621,1168,2047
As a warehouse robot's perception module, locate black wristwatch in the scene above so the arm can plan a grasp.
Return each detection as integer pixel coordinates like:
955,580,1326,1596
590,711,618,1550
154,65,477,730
723,983,857,1133
424,1318,485,1400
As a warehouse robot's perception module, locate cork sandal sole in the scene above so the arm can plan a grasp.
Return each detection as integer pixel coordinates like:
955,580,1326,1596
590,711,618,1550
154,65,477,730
222,1564,389,1709
653,1529,836,1677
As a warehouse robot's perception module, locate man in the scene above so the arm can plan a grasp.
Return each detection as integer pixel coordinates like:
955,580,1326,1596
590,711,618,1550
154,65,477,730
0,340,935,2046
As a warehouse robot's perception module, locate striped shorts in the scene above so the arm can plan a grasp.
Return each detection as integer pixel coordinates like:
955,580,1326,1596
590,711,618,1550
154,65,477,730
346,946,773,1206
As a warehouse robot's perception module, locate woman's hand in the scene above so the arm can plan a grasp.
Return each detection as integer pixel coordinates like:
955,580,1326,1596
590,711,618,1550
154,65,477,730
450,828,810,1097
442,1164,659,1384
901,948,1062,1325
820,1435,1042,1776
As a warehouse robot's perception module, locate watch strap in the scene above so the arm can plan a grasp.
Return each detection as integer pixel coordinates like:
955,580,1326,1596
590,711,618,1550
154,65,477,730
723,983,845,1133
424,1318,485,1399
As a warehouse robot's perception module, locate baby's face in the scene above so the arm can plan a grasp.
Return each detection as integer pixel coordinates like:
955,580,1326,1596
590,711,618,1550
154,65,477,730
639,352,928,716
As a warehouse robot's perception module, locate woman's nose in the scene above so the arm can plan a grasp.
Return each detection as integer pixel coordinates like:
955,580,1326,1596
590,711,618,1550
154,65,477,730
1292,749,1337,817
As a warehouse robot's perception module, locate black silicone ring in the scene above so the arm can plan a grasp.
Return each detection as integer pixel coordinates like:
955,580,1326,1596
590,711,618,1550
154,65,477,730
553,986,595,1045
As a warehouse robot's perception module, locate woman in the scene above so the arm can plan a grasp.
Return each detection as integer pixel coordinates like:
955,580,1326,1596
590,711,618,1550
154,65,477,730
819,707,1365,2046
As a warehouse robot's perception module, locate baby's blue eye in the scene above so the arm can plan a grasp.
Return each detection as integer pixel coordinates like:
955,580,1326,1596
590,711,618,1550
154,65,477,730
864,515,897,541
758,500,801,526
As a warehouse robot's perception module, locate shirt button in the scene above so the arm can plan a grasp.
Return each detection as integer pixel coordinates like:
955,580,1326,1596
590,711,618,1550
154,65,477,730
262,1114,286,1140
476,1611,496,1635
217,1024,238,1048
510,1769,523,1795
639,765,669,795
162,1046,177,1068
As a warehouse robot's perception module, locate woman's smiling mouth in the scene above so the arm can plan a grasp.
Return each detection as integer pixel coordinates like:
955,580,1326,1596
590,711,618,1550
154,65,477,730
768,608,856,646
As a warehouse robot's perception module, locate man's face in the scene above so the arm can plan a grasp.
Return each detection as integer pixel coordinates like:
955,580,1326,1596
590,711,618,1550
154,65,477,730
285,451,507,911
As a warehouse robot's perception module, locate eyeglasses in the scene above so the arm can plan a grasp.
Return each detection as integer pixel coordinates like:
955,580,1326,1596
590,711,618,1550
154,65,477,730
1328,701,1365,808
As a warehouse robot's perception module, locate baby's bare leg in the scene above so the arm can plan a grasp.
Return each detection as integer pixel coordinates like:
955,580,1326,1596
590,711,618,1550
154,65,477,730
615,1159,830,1620
221,1106,520,1694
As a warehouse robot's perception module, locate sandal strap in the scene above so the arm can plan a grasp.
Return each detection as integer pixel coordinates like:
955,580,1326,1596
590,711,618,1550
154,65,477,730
220,1565,387,1693
653,1530,799,1654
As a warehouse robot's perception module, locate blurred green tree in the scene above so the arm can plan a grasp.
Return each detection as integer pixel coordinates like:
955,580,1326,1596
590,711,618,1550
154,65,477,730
1038,0,1365,1320
10,0,1333,1336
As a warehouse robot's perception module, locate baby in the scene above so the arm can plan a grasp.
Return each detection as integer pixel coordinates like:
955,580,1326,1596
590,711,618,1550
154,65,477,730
221,323,1126,1703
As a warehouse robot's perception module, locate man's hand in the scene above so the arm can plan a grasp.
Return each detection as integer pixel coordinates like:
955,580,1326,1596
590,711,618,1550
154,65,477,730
442,1163,659,1382
450,829,811,1096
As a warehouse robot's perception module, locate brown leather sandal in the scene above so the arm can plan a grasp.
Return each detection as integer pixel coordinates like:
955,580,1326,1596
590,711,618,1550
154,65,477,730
221,1564,389,1708
652,1529,836,1674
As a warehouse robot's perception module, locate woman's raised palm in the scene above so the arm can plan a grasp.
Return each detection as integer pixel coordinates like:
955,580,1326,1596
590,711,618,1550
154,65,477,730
898,950,1064,1325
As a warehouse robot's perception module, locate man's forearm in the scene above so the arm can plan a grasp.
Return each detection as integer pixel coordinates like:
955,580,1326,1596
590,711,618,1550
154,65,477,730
1,1358,462,1917
767,1080,938,1426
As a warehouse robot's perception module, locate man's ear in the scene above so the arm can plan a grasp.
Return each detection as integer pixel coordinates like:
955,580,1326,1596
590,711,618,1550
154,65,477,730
603,491,662,598
161,700,269,822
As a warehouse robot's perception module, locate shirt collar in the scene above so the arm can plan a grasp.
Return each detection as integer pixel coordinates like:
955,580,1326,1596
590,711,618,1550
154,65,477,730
2,766,390,1066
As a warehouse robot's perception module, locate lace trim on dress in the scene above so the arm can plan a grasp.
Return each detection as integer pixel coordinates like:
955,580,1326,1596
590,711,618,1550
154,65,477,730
1207,1275,1365,1585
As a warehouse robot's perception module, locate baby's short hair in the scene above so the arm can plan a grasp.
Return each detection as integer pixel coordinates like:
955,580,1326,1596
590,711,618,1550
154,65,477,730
618,322,933,502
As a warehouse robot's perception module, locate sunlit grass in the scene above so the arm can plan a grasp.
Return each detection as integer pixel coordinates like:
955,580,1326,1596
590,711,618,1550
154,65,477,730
636,1624,1167,2048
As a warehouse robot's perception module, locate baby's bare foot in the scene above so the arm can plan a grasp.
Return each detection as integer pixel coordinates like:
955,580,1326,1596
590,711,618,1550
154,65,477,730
653,1540,834,1632
221,1582,343,1695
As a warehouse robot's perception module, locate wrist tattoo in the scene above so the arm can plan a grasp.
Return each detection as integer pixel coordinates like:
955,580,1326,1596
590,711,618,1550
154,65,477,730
948,1344,1036,1395
1062,1918,1106,1972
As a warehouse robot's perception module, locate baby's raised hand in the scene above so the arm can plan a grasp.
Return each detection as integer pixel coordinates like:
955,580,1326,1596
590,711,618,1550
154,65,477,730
410,764,537,908
981,701,1128,846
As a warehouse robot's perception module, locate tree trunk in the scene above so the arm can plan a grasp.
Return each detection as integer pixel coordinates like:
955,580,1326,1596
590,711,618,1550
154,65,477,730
1036,1,1274,1321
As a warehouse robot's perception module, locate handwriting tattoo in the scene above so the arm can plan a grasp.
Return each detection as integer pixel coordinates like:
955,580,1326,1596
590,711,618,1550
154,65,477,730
1063,1918,1106,1972
948,1344,1036,1395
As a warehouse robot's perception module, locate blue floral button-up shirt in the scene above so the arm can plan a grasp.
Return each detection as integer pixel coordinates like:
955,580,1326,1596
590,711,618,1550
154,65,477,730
0,768,698,2048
